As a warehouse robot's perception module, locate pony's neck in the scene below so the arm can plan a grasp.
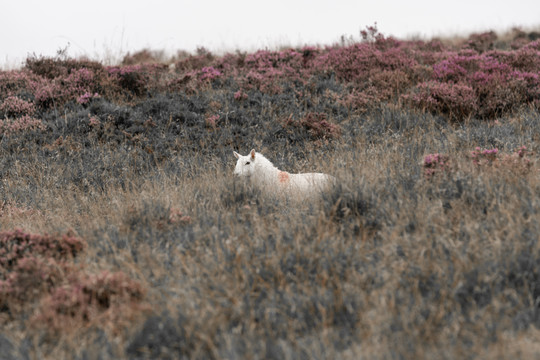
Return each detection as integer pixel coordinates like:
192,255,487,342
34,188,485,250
254,154,280,180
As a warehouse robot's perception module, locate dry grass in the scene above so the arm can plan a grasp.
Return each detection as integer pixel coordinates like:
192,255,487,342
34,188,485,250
0,107,539,359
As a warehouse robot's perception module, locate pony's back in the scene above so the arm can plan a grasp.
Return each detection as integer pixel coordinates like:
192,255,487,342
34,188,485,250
288,172,334,192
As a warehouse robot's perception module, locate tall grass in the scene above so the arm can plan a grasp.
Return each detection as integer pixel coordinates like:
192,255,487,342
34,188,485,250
0,105,538,358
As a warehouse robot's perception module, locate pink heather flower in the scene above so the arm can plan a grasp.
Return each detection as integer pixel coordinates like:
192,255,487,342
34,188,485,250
470,147,499,166
469,146,533,173
199,67,222,81
205,114,220,128
483,148,498,155
107,64,143,76
424,154,435,165
0,115,45,134
424,153,447,167
66,68,94,85
234,90,248,101
77,92,99,104
88,116,101,127
423,153,451,178
0,96,36,117
511,71,539,82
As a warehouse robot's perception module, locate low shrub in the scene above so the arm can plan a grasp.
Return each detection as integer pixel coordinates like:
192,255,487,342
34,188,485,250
36,270,146,331
423,153,452,178
283,112,341,140
404,80,478,119
122,49,167,65
25,56,103,80
0,229,146,335
107,65,150,97
0,230,86,310
422,146,534,180
471,145,534,173
0,229,85,267
0,70,37,98
465,31,497,53
0,115,45,134
0,96,36,117
470,147,499,166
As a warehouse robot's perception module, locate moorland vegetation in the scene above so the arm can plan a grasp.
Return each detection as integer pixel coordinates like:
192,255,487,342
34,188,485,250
0,26,539,359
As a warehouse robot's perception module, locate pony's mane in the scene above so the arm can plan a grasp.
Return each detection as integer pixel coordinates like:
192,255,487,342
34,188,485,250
255,152,277,169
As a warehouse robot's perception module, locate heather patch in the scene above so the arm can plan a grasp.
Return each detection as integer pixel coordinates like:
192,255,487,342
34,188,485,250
404,80,478,119
0,229,146,337
107,64,163,97
36,270,146,332
470,145,535,174
0,115,45,134
423,146,535,179
283,112,341,141
0,230,86,311
1,26,539,124
423,153,452,178
0,96,36,117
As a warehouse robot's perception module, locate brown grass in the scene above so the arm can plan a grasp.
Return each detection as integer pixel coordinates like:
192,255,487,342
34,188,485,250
1,107,539,358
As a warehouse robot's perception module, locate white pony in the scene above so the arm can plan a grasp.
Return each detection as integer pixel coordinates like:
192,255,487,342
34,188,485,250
233,149,334,199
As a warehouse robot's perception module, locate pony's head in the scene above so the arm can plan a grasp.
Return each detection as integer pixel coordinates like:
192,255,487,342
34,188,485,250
233,149,257,178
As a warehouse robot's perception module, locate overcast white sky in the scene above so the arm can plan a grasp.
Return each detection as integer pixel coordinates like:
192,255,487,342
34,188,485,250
1,0,539,67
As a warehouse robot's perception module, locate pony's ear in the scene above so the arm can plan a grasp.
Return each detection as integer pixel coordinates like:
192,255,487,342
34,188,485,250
233,151,240,159
250,149,256,160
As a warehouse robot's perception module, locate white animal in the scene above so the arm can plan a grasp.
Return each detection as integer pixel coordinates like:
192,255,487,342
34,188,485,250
233,149,334,199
